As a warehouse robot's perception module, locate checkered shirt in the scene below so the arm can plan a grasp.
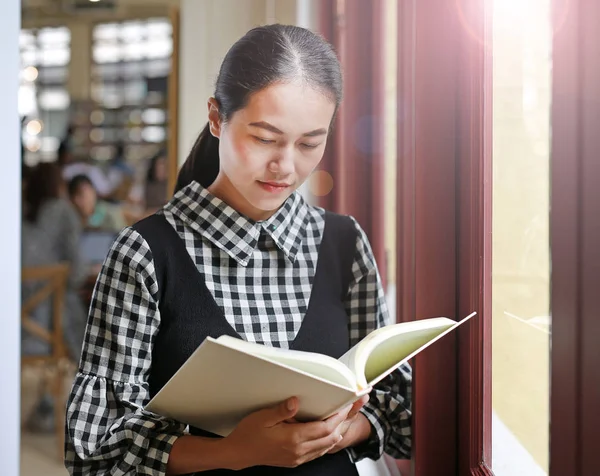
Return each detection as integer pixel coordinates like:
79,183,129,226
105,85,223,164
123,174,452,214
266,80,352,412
64,181,412,475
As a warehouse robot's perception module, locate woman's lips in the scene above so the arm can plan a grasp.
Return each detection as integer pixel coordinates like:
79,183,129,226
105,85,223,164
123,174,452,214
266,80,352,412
257,181,292,193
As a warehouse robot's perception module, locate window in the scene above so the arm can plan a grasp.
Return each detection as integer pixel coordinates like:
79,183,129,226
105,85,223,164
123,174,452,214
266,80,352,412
83,18,173,163
19,26,71,164
491,0,552,473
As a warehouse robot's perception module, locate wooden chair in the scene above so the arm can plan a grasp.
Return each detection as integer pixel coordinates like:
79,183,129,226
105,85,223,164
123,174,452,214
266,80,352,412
21,262,71,459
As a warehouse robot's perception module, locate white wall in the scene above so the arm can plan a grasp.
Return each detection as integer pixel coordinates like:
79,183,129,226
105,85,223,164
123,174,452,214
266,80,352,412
178,0,269,166
177,0,298,166
0,0,22,475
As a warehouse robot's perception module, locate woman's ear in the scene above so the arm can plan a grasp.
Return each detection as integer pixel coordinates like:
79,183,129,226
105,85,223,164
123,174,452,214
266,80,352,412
207,98,222,138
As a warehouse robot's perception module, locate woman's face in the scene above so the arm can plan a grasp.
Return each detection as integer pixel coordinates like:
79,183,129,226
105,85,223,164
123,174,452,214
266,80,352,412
207,81,336,221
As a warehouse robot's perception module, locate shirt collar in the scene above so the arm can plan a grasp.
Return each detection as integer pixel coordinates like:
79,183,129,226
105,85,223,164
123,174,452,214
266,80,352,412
165,181,309,266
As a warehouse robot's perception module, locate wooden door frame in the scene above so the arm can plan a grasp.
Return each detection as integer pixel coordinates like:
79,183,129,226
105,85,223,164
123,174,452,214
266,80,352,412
167,5,180,196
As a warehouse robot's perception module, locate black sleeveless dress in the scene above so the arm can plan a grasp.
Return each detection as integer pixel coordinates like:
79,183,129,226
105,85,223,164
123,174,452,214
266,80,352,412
133,211,361,476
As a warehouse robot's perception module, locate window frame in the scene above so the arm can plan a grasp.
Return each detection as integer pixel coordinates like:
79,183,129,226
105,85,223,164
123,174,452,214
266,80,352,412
398,0,600,475
395,0,494,474
549,0,600,474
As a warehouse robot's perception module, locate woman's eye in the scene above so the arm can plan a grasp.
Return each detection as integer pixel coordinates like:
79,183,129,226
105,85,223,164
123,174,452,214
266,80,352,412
300,143,320,149
254,136,275,145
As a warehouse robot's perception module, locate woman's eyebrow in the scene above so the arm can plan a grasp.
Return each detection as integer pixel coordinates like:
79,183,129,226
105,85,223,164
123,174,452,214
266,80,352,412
248,121,327,137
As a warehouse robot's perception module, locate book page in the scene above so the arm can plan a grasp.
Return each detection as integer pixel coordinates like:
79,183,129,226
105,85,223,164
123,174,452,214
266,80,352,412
339,313,476,388
216,335,358,390
363,325,453,382
364,313,476,387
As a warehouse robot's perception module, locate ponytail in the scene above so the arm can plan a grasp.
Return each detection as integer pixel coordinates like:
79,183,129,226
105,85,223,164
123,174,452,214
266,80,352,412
174,123,220,194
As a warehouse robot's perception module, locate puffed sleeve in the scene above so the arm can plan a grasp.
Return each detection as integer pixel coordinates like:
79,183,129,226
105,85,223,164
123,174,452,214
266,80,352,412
65,227,185,475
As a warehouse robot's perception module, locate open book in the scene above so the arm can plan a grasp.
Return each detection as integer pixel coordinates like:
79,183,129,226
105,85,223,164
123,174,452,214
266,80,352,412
146,312,476,436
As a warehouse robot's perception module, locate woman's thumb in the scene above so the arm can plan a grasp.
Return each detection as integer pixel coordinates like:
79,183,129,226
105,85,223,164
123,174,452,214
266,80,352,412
264,397,299,426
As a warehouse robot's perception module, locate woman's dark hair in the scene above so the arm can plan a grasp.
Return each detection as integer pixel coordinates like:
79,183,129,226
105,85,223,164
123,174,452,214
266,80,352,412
174,24,343,193
24,162,64,222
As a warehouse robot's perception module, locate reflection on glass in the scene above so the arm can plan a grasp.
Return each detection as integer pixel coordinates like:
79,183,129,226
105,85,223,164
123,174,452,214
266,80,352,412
491,0,551,475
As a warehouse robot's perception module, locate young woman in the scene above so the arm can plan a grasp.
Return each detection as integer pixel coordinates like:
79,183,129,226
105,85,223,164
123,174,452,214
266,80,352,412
65,24,411,475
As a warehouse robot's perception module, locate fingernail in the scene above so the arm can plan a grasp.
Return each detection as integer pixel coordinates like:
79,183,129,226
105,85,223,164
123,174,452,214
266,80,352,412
287,399,295,411
338,435,344,441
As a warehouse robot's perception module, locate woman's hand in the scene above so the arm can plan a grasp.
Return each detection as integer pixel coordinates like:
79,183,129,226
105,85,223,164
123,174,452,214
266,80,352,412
222,397,353,470
326,394,372,454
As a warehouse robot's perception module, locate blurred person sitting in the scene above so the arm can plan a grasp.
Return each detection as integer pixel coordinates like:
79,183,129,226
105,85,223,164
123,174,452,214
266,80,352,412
68,174,123,231
58,136,124,200
68,174,137,232
104,142,136,203
21,163,89,432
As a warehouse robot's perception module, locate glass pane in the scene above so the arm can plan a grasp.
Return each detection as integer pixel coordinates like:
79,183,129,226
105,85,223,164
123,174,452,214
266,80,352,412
93,23,119,41
123,80,147,104
121,61,146,78
146,18,173,37
93,44,121,63
37,66,68,84
123,42,145,61
38,88,70,110
18,83,37,116
146,58,172,77
92,63,122,80
142,126,166,143
38,26,70,45
19,30,35,48
39,48,70,67
120,21,145,42
146,38,173,59
491,0,552,475
142,108,166,125
21,50,38,67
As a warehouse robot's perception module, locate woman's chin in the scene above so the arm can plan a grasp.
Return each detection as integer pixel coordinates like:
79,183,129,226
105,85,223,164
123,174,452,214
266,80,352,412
247,194,291,216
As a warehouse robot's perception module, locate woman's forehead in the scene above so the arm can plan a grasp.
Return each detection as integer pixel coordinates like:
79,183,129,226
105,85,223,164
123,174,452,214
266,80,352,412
234,81,336,134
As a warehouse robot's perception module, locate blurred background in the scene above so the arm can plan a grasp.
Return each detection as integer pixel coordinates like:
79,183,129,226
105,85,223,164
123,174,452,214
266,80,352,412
13,0,560,475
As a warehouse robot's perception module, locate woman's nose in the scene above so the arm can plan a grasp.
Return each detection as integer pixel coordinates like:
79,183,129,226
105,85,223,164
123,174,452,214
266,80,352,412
269,147,295,176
